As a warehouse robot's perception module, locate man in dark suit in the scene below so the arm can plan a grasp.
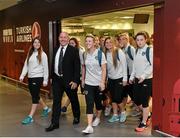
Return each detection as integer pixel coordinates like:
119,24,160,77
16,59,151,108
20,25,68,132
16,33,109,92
46,32,80,132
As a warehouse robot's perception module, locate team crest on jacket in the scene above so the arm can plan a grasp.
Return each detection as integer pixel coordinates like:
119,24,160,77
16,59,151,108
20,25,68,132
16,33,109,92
142,51,146,56
95,56,98,60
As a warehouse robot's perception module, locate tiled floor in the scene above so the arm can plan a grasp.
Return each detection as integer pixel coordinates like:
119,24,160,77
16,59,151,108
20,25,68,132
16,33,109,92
0,79,152,137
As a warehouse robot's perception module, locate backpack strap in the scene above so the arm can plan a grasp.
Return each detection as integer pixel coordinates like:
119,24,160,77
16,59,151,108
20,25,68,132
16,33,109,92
136,48,138,54
136,47,151,65
100,46,103,51
127,46,134,60
98,49,102,67
146,47,151,65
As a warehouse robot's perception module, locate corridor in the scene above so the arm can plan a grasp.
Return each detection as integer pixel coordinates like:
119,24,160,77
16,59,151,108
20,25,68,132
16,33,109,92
0,79,152,137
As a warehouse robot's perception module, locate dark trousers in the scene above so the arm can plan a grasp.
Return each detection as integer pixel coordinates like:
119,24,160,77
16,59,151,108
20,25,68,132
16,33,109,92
107,78,124,104
28,77,43,104
51,75,80,125
133,78,152,108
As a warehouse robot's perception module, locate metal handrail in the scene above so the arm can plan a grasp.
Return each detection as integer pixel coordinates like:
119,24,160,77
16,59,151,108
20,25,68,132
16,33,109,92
0,74,49,93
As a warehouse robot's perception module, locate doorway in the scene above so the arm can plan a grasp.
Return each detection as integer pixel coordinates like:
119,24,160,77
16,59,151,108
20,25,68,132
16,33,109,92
61,5,154,47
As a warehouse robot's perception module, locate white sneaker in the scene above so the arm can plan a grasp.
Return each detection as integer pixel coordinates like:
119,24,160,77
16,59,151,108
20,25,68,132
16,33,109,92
92,117,100,126
82,126,94,134
119,112,126,123
104,105,112,116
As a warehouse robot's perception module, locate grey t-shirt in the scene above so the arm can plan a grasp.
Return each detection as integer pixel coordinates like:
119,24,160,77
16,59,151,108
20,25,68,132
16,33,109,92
84,49,107,86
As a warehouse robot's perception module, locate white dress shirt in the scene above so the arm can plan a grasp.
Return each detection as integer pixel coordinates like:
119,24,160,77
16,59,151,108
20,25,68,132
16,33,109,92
54,45,68,76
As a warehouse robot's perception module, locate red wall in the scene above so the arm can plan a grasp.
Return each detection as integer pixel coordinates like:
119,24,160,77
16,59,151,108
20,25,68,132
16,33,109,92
152,2,164,131
162,0,180,134
152,0,180,136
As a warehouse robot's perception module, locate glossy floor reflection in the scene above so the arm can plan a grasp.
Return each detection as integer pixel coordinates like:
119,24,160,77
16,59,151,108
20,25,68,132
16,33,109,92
0,80,152,137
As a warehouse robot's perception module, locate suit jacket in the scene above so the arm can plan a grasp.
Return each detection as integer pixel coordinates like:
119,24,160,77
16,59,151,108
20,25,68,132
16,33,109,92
51,45,80,86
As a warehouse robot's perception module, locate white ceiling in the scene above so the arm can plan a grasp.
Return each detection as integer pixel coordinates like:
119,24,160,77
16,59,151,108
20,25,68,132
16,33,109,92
0,0,22,11
62,5,154,29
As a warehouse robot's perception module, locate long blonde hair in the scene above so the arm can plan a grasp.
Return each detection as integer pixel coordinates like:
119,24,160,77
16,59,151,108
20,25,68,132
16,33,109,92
104,36,119,68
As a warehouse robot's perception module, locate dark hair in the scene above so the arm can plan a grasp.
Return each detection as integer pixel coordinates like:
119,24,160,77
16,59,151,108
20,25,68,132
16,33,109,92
135,31,152,45
27,36,43,64
142,31,152,45
99,35,105,40
69,37,79,48
135,31,148,40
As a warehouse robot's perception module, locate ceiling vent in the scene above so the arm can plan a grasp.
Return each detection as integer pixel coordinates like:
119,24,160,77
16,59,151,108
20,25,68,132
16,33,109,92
133,14,149,24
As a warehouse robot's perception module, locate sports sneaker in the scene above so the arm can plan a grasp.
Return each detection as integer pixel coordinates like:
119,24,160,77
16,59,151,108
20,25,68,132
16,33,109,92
82,126,94,134
92,117,100,126
135,122,147,132
119,112,126,123
22,116,34,125
61,106,67,113
139,113,151,126
41,107,51,117
108,115,119,123
104,105,112,116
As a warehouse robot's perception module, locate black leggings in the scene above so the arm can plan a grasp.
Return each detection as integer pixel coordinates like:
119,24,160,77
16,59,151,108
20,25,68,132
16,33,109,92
84,84,103,114
28,77,43,104
133,78,152,108
107,78,124,104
